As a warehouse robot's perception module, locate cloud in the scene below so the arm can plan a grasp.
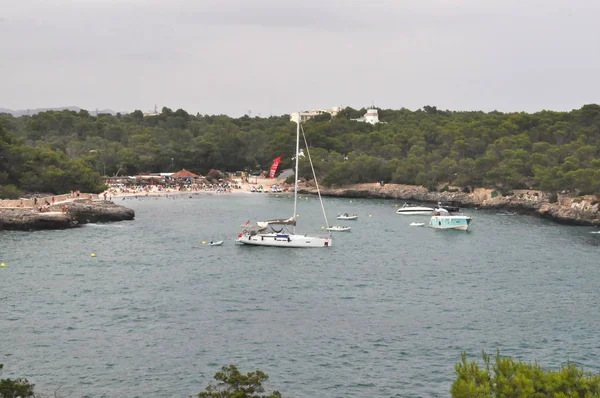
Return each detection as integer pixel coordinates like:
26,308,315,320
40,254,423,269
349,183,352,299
1,0,599,115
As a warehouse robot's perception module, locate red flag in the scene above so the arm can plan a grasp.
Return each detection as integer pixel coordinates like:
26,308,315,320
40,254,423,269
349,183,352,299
269,156,282,178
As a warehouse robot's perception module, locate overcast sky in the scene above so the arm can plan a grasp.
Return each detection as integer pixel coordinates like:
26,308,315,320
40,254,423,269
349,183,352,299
1,0,599,116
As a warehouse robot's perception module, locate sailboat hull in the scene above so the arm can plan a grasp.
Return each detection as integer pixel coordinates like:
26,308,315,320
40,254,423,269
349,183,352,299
237,233,332,248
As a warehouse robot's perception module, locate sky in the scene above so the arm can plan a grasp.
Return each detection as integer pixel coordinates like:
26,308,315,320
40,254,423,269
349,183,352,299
1,0,599,116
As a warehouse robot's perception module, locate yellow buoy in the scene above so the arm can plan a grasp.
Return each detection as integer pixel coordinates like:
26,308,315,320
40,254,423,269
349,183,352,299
296,214,300,217
321,226,325,230
305,197,308,200
369,214,372,217
1,263,5,267
202,241,206,244
276,194,279,197
90,253,96,257
395,204,398,207
350,200,353,203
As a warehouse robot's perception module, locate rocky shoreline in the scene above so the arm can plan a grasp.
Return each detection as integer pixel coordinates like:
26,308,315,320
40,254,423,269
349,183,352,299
298,183,600,227
0,200,135,231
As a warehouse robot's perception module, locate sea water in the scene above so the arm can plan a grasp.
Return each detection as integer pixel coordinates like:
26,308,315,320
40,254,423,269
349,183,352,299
1,194,599,397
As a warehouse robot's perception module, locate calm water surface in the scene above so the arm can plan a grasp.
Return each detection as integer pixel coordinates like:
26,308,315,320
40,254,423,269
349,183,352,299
1,194,599,397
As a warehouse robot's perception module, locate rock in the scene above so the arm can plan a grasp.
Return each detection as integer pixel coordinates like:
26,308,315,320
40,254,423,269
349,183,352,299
63,200,135,224
298,183,600,227
0,200,135,231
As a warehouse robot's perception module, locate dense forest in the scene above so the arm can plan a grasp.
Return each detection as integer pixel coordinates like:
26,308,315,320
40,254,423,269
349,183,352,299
1,104,600,199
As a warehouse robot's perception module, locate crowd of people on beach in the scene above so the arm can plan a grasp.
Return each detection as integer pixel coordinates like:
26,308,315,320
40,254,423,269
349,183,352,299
105,182,241,196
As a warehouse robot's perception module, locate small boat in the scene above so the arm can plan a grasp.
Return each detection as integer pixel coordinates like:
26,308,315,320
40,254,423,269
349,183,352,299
409,222,425,227
326,226,352,232
429,208,472,231
396,203,434,215
337,213,358,220
437,202,460,212
208,241,223,246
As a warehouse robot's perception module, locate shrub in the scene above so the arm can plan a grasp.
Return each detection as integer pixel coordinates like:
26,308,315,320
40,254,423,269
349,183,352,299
451,351,600,398
198,365,282,398
0,364,35,397
0,185,22,199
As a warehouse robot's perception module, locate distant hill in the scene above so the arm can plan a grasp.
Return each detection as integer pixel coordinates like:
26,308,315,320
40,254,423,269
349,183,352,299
0,106,122,116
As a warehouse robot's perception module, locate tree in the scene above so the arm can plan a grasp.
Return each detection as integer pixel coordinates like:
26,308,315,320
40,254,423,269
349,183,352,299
451,351,600,397
0,364,35,398
198,365,282,398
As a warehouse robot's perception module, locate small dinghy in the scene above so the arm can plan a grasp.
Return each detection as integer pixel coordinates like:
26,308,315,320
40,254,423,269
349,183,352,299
326,226,352,232
208,241,224,246
409,222,425,227
337,213,358,220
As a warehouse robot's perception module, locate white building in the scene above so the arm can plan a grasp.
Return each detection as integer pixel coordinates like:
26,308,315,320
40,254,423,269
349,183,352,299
352,108,380,124
289,106,343,123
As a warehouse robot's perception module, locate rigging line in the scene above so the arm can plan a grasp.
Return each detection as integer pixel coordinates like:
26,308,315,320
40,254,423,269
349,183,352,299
300,123,331,235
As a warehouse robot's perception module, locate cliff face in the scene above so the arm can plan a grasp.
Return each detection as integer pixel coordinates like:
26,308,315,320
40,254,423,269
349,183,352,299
298,183,600,226
0,200,135,231
65,200,135,224
0,208,74,230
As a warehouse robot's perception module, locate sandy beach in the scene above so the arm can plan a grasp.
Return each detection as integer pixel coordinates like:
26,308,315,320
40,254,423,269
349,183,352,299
107,176,292,199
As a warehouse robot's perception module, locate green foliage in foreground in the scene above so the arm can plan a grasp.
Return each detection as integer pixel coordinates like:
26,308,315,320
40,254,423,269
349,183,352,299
452,351,600,397
0,364,35,398
198,365,282,398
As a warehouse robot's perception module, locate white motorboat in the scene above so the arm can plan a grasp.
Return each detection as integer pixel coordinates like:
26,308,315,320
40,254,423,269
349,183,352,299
326,226,352,232
208,241,223,246
236,118,333,248
396,203,434,215
409,222,425,227
337,213,358,220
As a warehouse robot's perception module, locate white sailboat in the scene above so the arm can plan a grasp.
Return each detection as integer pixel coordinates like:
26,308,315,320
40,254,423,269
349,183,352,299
236,118,333,248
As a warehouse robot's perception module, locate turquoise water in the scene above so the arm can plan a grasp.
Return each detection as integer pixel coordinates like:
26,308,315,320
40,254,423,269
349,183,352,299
1,194,599,397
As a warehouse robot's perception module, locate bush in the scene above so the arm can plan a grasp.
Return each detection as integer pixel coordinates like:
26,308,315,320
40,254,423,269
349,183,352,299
0,364,35,397
206,169,223,181
198,365,282,398
451,351,600,397
0,185,22,199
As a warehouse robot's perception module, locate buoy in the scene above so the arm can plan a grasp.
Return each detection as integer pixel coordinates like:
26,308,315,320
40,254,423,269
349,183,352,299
202,241,206,244
395,204,398,207
90,253,96,257
369,214,372,217
305,197,308,200
321,226,324,230
276,194,279,197
350,200,353,203
1,263,5,267
296,214,300,217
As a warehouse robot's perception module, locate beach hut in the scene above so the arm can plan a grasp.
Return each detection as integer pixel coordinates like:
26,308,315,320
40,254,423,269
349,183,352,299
170,169,201,185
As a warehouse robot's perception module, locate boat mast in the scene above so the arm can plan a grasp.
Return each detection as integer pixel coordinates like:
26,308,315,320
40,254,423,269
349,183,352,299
293,117,300,234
